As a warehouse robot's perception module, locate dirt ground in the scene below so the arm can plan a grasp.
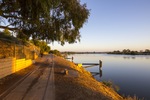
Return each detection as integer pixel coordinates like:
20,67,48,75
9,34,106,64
53,55,123,100
0,57,45,95
0,62,35,95
0,55,123,100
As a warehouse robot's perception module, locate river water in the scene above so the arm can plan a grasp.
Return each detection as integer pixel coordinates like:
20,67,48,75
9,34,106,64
68,54,150,100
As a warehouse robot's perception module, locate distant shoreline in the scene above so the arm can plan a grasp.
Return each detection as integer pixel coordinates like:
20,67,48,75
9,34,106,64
61,51,150,55
107,52,150,55
61,52,107,54
62,49,150,55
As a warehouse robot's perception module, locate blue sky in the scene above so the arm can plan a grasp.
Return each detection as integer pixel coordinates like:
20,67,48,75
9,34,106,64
50,0,150,52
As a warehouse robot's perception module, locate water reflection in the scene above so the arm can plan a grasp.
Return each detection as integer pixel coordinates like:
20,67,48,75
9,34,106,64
69,54,150,100
99,68,102,78
89,66,103,78
123,56,130,59
123,55,150,60
123,56,135,59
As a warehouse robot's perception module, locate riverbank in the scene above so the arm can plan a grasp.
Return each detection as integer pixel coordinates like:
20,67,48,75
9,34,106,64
0,55,123,100
53,55,123,100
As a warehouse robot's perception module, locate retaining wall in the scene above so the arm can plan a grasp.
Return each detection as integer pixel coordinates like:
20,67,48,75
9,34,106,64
0,58,33,79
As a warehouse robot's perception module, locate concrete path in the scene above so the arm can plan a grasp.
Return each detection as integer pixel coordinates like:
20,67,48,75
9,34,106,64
2,54,55,100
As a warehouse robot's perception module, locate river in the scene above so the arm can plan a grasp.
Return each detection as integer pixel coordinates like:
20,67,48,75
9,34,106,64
68,54,150,100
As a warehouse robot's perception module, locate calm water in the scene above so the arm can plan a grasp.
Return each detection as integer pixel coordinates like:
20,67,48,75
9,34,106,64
68,54,150,100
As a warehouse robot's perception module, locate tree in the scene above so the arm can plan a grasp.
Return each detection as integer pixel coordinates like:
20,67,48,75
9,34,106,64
145,49,150,53
30,40,51,53
113,50,121,54
49,49,62,56
122,49,131,54
0,0,90,45
144,49,150,55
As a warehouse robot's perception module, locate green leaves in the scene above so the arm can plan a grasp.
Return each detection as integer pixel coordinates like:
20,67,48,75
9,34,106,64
30,39,50,53
0,0,89,45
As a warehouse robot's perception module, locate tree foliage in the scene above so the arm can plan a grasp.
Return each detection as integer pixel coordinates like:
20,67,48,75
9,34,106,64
30,40,50,53
49,49,62,56
0,0,89,45
108,49,150,55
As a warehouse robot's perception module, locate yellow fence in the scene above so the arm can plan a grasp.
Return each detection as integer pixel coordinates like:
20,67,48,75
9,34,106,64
0,58,33,79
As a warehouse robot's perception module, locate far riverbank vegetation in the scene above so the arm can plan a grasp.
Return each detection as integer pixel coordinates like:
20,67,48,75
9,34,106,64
61,49,150,55
108,49,150,55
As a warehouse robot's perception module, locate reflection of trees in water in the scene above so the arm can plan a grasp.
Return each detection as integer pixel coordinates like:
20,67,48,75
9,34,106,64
99,68,102,78
123,56,129,59
123,56,150,60
123,56,135,59
91,67,103,78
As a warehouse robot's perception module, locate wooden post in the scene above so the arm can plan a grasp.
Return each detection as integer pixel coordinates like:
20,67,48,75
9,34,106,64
99,60,102,68
72,56,74,62
99,68,102,77
99,60,102,78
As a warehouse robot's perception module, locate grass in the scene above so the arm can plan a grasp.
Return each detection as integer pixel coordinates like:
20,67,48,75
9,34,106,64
102,80,120,92
102,81,144,100
124,95,144,100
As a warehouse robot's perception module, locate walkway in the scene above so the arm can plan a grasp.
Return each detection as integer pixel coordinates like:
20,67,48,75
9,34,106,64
1,54,55,100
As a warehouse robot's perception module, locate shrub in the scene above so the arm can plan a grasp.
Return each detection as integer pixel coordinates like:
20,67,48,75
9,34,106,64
102,80,120,92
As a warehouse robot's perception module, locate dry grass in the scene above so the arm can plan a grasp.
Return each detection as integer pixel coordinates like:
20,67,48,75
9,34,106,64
102,81,120,92
54,55,123,100
124,95,144,100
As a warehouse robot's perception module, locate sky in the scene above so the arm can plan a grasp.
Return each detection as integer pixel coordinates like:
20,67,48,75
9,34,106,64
50,0,150,52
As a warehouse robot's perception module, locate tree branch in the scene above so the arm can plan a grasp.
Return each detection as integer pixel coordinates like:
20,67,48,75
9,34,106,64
1,14,22,19
0,26,20,31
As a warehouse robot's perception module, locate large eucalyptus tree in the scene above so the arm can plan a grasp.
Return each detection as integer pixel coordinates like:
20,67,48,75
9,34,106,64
0,0,89,45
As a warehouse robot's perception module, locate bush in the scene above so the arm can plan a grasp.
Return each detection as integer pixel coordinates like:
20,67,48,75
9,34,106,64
102,80,120,92
49,49,62,57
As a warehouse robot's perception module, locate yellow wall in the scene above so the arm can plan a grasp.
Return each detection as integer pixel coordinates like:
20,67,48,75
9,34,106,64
0,58,14,78
0,58,33,79
25,59,32,67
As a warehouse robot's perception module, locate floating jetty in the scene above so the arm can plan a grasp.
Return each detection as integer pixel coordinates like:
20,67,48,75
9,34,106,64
82,63,99,65
76,60,102,68
76,60,103,77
